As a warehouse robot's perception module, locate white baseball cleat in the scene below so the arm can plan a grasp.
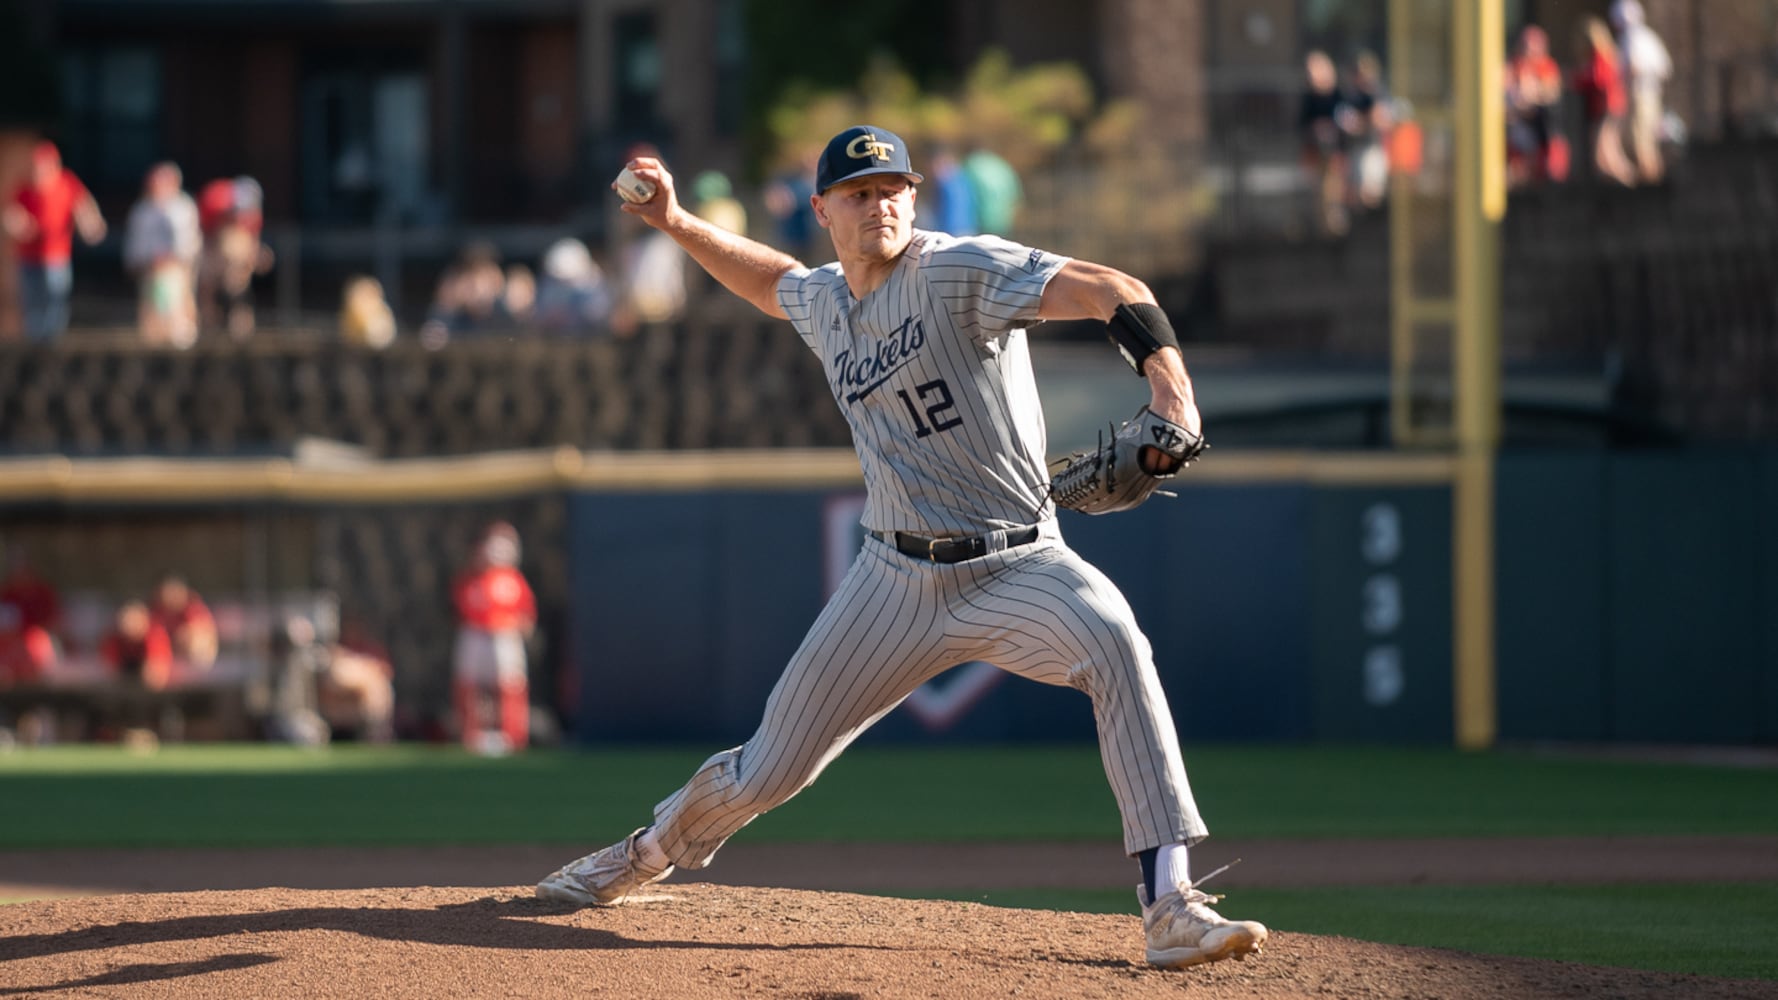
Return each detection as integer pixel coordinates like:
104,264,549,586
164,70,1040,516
1139,882,1268,969
535,828,674,906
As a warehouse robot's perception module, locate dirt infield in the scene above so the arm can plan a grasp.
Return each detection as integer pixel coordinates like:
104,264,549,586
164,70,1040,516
5,837,1778,999
4,883,1776,1000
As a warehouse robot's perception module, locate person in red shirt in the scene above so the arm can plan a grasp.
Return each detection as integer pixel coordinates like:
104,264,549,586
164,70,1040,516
100,600,174,690
2,141,107,340
195,176,273,339
99,599,174,747
1506,25,1569,186
451,521,537,753
1572,17,1636,186
0,548,62,685
149,573,219,672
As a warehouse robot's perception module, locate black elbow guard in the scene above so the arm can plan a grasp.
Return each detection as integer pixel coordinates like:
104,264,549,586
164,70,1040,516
1105,303,1179,375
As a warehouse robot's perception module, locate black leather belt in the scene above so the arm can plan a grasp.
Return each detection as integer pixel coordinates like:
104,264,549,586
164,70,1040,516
871,525,1042,564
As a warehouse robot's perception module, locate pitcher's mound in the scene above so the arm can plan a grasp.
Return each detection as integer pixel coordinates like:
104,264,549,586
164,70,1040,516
1,884,1767,999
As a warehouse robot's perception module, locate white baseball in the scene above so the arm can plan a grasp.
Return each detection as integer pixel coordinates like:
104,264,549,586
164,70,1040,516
614,167,657,204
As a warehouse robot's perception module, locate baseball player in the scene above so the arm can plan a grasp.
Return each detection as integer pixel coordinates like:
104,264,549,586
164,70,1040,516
452,521,537,754
538,126,1266,969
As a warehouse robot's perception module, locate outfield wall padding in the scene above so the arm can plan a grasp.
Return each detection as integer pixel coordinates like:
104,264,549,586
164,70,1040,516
567,482,1456,745
1494,449,1778,745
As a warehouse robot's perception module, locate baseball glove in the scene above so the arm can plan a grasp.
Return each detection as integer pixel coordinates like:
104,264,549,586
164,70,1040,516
1046,407,1205,515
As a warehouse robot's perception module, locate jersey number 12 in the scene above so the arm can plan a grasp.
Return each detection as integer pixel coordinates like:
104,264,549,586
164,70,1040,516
896,379,963,438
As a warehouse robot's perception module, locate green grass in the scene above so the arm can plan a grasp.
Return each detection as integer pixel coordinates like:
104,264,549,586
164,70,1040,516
907,882,1778,983
0,743,1775,848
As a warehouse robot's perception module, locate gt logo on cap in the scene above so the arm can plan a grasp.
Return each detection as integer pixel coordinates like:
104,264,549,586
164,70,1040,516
846,134,895,162
816,125,923,192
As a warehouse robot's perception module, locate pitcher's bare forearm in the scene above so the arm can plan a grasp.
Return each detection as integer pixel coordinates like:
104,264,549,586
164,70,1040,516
1143,347,1198,428
659,209,799,319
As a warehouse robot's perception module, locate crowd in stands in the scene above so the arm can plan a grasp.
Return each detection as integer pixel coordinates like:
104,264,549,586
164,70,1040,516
411,144,769,344
1505,1,1675,190
1298,47,1408,237
0,520,558,751
4,150,274,345
0,547,396,750
4,133,1024,346
0,555,225,747
1297,1,1675,236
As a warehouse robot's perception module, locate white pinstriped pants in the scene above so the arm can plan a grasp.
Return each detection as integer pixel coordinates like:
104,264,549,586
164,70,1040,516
651,520,1207,868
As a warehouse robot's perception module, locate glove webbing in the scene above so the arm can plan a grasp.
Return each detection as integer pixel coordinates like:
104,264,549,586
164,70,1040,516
1046,424,1120,510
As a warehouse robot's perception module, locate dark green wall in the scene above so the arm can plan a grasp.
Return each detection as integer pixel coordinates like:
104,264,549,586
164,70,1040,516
1496,453,1609,740
1497,450,1778,744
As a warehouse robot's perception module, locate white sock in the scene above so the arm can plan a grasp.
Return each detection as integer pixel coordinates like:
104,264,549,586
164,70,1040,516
634,827,671,871
1158,842,1191,889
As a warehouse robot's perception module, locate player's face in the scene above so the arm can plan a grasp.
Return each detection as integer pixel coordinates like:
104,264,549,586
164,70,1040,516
815,175,917,263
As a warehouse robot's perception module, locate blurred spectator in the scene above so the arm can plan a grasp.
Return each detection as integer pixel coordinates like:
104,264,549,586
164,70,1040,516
1611,0,1673,184
762,149,819,259
1299,50,1353,235
1572,17,1637,186
685,171,750,310
100,600,173,691
0,547,62,685
533,237,612,335
196,176,274,340
613,215,687,336
148,573,217,673
122,162,202,347
925,144,979,236
2,140,106,341
264,614,329,746
1507,25,1570,187
503,263,537,326
962,145,1023,236
421,241,507,345
610,143,687,335
1344,51,1395,211
452,520,536,755
339,274,397,348
316,617,396,743
99,599,175,749
691,170,748,235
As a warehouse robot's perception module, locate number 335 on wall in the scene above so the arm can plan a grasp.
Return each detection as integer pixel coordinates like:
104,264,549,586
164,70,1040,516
1360,502,1404,707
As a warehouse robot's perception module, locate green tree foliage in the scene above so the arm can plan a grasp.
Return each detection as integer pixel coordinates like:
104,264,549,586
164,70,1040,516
761,48,1138,176
757,48,1203,277
741,0,954,170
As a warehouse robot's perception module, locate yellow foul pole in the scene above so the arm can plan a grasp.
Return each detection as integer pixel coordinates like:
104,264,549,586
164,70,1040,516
1452,0,1504,749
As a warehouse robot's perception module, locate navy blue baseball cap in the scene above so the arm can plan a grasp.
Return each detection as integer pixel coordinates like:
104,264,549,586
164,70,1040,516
815,125,924,193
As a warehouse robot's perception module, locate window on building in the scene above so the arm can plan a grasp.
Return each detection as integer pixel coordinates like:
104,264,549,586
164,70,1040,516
714,0,745,137
59,47,162,200
613,11,662,136
1300,0,1387,61
300,62,433,224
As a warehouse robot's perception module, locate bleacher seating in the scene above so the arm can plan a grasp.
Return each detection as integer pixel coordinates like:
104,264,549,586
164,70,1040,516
0,323,853,459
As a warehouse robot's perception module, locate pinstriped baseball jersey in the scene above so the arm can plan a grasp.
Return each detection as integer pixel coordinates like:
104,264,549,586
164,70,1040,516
776,229,1067,535
636,227,1209,872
